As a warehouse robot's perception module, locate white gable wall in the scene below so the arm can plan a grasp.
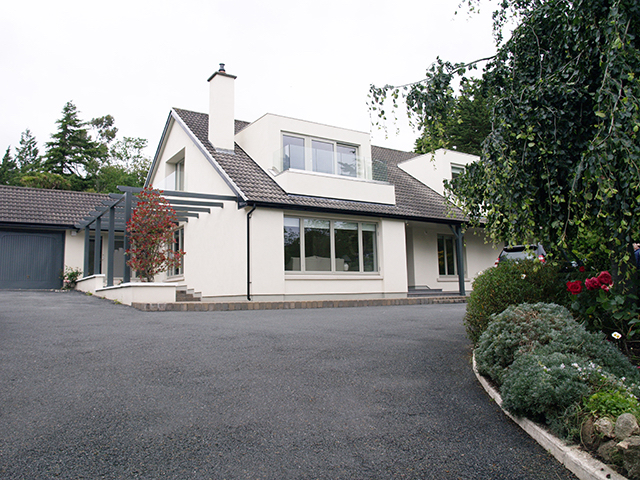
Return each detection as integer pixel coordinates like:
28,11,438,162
398,149,478,196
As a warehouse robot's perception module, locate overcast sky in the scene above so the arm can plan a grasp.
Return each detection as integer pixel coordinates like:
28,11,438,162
1,0,497,160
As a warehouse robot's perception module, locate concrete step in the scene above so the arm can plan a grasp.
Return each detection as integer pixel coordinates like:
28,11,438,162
175,285,201,302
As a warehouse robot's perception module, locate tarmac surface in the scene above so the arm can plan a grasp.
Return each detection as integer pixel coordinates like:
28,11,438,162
0,290,578,479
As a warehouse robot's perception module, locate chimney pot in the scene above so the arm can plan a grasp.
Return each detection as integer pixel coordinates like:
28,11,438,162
219,63,225,72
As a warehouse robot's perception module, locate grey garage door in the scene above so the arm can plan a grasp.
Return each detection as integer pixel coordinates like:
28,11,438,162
0,230,64,289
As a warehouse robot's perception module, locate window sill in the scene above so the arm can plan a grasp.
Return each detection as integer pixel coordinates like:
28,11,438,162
285,272,382,280
438,276,470,282
166,275,185,282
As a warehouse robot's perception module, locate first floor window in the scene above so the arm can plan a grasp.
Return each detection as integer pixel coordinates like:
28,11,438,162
282,133,359,178
172,227,184,276
284,216,378,273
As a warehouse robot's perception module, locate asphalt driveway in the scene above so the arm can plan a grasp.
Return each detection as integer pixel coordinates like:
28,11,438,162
0,291,576,479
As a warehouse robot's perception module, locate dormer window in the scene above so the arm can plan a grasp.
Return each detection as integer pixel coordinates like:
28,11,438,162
282,134,359,178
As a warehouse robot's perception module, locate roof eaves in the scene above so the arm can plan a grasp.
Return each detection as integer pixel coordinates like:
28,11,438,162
171,109,247,202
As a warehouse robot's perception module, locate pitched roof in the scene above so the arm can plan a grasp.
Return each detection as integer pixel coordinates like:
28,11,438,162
0,185,108,228
172,108,464,223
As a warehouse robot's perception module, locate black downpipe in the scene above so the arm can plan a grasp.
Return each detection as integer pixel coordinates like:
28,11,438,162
246,205,257,301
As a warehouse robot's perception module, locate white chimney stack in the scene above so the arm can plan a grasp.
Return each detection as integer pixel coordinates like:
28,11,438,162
207,64,236,152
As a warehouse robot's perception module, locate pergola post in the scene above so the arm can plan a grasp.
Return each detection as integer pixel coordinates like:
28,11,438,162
107,204,115,287
450,224,466,296
93,216,102,275
83,225,91,277
123,191,132,283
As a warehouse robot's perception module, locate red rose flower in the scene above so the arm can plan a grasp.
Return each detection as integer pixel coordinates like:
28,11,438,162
567,280,583,295
579,266,585,272
597,271,613,286
585,277,600,291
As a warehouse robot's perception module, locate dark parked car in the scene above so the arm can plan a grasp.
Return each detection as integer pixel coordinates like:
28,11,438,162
494,244,546,266
495,244,584,271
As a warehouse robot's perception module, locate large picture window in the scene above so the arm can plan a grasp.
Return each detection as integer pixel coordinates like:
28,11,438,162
284,216,378,273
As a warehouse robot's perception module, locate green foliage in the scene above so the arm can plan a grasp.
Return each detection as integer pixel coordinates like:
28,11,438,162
19,172,72,190
15,129,42,174
371,0,640,288
44,101,104,179
501,351,592,424
475,299,640,440
414,78,491,156
6,103,150,193
0,146,18,185
585,388,640,419
464,260,562,344
475,302,577,385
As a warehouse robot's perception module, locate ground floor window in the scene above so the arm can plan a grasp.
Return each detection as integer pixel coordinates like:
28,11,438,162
284,216,377,273
437,234,466,276
171,227,184,276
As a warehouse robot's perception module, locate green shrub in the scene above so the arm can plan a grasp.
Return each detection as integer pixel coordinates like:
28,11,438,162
465,260,562,344
476,302,640,387
501,351,592,424
475,303,577,386
584,388,640,420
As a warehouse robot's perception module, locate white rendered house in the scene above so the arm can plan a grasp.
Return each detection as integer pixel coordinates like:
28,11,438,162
144,65,500,302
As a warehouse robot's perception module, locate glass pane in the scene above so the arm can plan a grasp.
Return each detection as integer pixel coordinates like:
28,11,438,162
304,219,330,271
312,140,334,174
445,237,456,275
438,236,446,276
337,145,357,177
334,221,359,271
172,228,184,275
175,161,184,191
362,223,377,272
284,217,301,271
283,135,305,170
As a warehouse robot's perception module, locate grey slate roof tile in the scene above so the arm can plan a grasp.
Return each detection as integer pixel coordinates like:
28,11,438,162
0,185,108,228
173,108,465,223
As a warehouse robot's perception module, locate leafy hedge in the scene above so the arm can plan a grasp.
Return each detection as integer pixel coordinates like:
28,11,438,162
464,260,562,344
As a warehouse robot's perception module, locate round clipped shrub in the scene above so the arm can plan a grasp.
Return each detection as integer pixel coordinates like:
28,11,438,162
475,303,576,386
464,260,561,344
501,351,591,423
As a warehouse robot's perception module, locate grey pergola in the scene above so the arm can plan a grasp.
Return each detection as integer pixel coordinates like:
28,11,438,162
75,186,237,287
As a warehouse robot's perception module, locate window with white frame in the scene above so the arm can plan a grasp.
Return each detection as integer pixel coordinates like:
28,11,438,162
284,216,377,273
282,134,359,178
451,164,464,181
437,234,466,276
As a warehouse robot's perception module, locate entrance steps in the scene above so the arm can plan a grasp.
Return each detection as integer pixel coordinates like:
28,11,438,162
175,285,201,302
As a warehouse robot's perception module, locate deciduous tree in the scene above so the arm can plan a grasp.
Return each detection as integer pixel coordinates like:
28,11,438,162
126,188,184,282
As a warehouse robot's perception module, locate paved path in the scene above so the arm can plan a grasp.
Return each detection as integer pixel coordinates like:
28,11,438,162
0,291,577,479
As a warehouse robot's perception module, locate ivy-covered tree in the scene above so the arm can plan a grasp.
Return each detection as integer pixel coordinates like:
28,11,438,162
126,188,184,282
370,0,640,279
